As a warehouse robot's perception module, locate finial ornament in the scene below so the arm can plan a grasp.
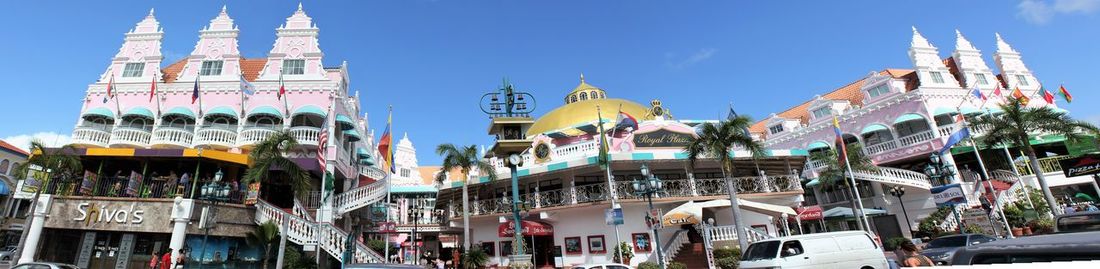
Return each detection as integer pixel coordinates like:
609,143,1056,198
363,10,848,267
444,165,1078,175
149,8,155,16
222,5,227,13
995,32,1016,53
910,26,933,48
298,2,304,11
580,73,585,83
954,29,976,51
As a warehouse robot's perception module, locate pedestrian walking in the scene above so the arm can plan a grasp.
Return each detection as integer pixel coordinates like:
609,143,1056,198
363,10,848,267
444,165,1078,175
898,241,934,267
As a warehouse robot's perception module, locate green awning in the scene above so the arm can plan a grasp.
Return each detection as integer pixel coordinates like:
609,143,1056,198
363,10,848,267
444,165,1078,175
163,107,196,119
248,106,284,118
336,115,355,130
122,107,155,119
83,107,115,119
206,106,238,119
806,141,830,150
959,107,980,115
292,105,327,118
344,129,362,142
933,107,957,116
985,107,1004,114
861,124,889,134
359,157,375,166
805,179,821,188
357,147,370,158
893,113,926,124
950,134,1069,154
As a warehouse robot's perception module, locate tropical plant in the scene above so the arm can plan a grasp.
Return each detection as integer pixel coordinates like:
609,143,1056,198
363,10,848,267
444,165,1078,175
883,237,910,251
716,256,739,269
461,247,489,269
612,241,634,263
367,239,397,257
1003,204,1026,228
963,223,984,234
1026,218,1054,234
713,246,741,260
969,97,1100,215
667,262,688,269
685,116,764,250
916,207,953,238
280,245,317,269
637,262,660,269
246,221,280,269
243,131,312,196
435,143,497,250
808,142,878,230
10,140,83,264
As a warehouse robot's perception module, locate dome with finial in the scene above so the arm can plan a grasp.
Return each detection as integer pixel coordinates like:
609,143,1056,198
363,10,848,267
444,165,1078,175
565,73,608,104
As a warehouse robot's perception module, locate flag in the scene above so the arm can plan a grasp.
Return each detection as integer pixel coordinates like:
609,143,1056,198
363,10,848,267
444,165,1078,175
1011,87,1029,106
240,76,256,95
191,76,201,104
378,110,394,173
1042,87,1056,104
103,74,115,103
832,116,848,165
1059,84,1073,103
939,114,971,154
992,84,1002,97
317,107,331,174
971,87,987,101
277,72,286,100
597,107,611,168
728,104,751,136
613,111,638,132
148,75,157,102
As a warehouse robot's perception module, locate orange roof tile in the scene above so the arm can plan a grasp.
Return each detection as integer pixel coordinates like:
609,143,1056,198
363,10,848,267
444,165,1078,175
160,58,268,83
0,140,30,157
419,166,466,185
161,59,187,83
749,69,916,137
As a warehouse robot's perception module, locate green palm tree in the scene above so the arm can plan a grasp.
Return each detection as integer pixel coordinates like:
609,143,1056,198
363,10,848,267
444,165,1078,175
10,140,83,264
969,97,1099,215
246,221,280,269
685,116,764,250
808,142,878,230
243,130,312,197
435,144,497,251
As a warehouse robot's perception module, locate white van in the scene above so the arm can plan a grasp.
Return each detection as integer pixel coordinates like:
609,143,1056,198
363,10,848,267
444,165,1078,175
739,231,888,269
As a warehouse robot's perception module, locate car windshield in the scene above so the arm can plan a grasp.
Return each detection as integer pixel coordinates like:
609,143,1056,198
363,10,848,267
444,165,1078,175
927,236,968,248
743,241,781,261
1,247,14,251
1057,214,1100,233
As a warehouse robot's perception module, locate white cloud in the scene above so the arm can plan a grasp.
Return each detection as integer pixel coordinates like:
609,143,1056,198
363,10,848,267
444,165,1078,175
1018,0,1100,24
3,132,73,152
666,48,718,70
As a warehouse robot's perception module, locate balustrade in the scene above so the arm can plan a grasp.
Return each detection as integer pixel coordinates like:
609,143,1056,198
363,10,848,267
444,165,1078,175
865,140,898,155
72,127,111,147
194,125,237,149
237,127,279,147
1015,155,1074,176
108,127,152,147
150,127,194,148
290,126,322,147
897,129,935,146
574,184,610,203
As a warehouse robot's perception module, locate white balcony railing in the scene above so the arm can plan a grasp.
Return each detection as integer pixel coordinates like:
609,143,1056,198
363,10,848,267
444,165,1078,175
72,127,111,147
150,127,194,148
865,140,898,155
290,126,322,147
554,140,598,160
107,127,152,148
194,126,238,149
897,129,935,146
937,124,956,137
237,127,279,147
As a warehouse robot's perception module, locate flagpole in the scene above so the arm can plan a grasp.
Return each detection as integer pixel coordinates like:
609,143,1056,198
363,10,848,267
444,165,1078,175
240,72,247,117
197,75,204,117
598,105,624,263
383,105,393,264
961,113,1014,238
835,116,872,233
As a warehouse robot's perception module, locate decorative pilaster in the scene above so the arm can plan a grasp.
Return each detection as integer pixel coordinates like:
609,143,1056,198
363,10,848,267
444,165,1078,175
18,195,52,263
168,196,194,269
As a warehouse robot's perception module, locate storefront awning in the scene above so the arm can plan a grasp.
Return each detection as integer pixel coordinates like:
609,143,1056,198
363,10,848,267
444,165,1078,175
499,220,553,237
822,206,886,218
662,199,798,226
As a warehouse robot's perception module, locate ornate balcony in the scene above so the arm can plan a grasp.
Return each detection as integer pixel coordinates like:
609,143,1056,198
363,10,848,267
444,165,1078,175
194,125,238,150
107,127,152,148
865,140,898,155
237,127,280,148
72,126,111,148
290,126,322,147
150,127,194,148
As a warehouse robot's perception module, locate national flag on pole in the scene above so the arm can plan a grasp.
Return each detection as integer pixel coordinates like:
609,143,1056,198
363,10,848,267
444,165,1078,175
1059,84,1073,103
191,76,201,104
728,103,751,136
613,111,638,132
378,109,394,173
317,107,331,174
240,76,256,95
103,74,115,103
148,75,157,102
992,84,1002,97
971,87,987,101
939,114,971,154
1011,87,1029,106
832,116,847,165
1042,87,1056,104
597,106,611,169
277,72,286,100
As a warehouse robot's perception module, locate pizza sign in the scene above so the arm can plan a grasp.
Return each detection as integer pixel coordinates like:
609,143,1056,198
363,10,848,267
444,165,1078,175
1060,154,1100,178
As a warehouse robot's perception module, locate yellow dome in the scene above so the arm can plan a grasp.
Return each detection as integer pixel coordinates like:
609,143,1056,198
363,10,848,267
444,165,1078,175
527,98,650,136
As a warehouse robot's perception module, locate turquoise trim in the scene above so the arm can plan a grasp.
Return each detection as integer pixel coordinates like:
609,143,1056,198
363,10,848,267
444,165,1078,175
479,176,490,183
83,107,114,119
985,107,1004,114
391,185,438,193
518,169,530,177
806,141,830,150
357,148,370,157
587,156,598,164
631,153,654,160
959,107,980,115
893,113,925,124
788,149,809,156
206,106,238,118
860,124,889,134
933,107,956,116
292,105,327,118
547,162,568,171
674,152,689,159
163,107,196,119
122,107,155,119
805,179,821,187
248,106,284,118
344,129,362,142
336,115,355,130
1052,107,1069,114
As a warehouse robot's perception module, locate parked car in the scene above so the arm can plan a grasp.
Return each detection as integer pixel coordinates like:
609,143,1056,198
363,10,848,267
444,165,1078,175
1055,211,1100,233
0,246,18,261
920,233,997,265
11,262,81,269
950,231,1100,265
570,263,632,269
739,231,888,269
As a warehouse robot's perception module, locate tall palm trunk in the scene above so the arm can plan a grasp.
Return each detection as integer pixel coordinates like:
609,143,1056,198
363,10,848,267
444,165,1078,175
721,163,749,250
462,173,471,251
1022,141,1061,215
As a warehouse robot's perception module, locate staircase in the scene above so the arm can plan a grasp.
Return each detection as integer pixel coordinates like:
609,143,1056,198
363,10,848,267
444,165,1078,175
805,161,933,190
670,243,710,269
699,224,775,269
332,166,390,215
255,198,384,263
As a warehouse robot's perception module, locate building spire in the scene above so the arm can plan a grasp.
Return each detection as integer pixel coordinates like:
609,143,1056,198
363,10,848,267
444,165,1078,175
910,26,933,48
580,73,585,83
221,5,227,14
298,2,304,12
955,29,977,51
995,33,1017,54
149,8,155,16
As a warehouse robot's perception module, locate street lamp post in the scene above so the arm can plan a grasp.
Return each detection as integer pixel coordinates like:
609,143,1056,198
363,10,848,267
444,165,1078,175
410,204,423,265
924,154,964,231
888,186,913,235
634,164,665,269
198,169,230,269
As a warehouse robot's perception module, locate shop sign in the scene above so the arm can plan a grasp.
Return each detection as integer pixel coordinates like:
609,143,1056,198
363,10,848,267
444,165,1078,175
498,220,554,237
74,202,145,225
1059,154,1100,178
605,208,624,225
930,183,967,207
793,206,823,221
633,128,695,148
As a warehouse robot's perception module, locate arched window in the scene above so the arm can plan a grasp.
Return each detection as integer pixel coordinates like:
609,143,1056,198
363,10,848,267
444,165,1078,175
0,159,9,175
257,117,276,127
579,92,588,100
570,95,578,103
168,118,188,128
127,118,147,129
590,91,599,99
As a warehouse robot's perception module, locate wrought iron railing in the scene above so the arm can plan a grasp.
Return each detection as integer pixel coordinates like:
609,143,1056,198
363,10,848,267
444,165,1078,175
1015,155,1074,176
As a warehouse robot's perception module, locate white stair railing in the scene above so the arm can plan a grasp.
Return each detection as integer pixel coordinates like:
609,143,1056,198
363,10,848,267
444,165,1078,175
318,223,384,263
661,230,689,265
332,179,389,215
293,198,314,221
254,199,383,263
806,162,933,190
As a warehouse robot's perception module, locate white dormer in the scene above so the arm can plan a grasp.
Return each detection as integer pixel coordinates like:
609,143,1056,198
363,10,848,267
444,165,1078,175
860,71,901,103
178,6,241,82
765,113,802,135
102,9,164,84
807,95,851,122
994,33,1039,92
952,30,997,90
909,27,961,88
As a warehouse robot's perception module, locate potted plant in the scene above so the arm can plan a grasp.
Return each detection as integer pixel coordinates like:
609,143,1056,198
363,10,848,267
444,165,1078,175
1003,204,1026,236
612,242,634,264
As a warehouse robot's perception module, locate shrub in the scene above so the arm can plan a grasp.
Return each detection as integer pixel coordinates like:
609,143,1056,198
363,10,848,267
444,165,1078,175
917,207,953,238
637,262,660,269
716,256,740,269
462,248,488,269
883,237,909,251
612,242,634,263
1026,218,1054,234
1003,204,1026,227
963,224,984,234
666,262,687,269
713,246,741,260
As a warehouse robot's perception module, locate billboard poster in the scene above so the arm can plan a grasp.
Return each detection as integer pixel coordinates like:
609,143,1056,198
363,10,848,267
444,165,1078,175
245,182,261,205
930,183,967,207
1059,154,1100,178
125,171,142,197
80,170,98,195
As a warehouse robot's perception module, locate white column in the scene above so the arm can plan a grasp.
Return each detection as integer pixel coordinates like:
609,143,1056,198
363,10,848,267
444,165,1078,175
169,197,194,268
17,195,51,264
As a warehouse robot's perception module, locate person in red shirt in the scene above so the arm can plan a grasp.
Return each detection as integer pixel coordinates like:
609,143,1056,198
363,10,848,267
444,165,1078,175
161,248,173,269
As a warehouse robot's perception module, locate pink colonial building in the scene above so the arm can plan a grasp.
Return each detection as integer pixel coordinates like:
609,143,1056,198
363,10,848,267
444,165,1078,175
750,28,1096,239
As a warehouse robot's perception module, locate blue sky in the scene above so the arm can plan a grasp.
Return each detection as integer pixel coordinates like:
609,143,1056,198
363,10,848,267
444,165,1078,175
2,0,1098,165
